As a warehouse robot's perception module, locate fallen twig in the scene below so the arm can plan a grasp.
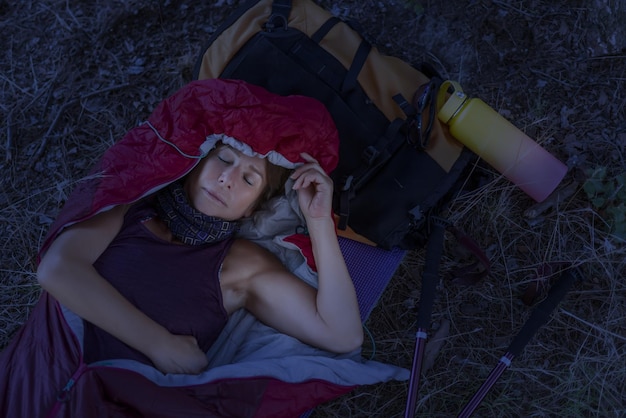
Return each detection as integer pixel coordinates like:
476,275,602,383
422,318,450,373
524,181,579,219
32,83,130,163
32,98,72,162
5,112,12,163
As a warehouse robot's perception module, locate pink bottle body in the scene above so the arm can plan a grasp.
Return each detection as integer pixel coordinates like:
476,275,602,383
438,85,567,202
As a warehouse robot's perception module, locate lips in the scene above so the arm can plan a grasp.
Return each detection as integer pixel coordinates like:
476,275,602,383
203,188,227,206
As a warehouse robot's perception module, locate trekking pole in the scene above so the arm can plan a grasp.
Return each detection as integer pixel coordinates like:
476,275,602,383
404,217,447,418
457,267,580,418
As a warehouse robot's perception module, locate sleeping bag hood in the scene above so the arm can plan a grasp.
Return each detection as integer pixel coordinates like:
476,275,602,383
41,78,339,255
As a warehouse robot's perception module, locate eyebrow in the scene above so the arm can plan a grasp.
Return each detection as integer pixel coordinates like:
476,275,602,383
222,147,266,181
247,161,266,181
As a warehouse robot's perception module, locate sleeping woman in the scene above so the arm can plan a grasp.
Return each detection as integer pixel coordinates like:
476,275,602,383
35,80,364,375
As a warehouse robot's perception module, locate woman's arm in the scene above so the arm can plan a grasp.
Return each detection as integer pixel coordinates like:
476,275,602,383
243,153,363,352
37,205,208,374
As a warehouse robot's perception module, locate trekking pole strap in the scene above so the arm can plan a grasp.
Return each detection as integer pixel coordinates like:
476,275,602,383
447,225,490,285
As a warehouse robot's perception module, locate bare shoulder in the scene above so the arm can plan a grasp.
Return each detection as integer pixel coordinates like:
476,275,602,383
220,238,289,314
60,203,130,233
39,203,131,272
224,239,285,277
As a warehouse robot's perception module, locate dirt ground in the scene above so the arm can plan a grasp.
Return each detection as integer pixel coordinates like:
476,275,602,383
1,0,625,417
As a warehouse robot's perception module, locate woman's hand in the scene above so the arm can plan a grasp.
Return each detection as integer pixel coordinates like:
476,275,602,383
148,334,209,375
290,152,334,221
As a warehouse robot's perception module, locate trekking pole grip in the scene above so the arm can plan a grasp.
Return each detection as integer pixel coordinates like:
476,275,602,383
507,267,580,357
416,217,447,329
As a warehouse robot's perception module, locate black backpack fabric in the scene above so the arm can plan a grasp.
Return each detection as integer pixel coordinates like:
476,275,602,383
193,0,474,249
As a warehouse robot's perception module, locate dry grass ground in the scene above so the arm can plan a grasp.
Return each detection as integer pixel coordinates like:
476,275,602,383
1,1,625,417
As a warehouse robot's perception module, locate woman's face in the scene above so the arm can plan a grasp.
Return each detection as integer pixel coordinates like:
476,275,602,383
185,145,268,220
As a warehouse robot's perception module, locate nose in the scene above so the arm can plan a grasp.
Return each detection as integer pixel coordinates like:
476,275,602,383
218,167,234,188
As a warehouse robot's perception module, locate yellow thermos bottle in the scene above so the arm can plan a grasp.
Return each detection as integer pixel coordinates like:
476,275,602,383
437,81,568,202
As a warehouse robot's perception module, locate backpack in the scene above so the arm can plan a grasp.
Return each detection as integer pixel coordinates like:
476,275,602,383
193,0,474,250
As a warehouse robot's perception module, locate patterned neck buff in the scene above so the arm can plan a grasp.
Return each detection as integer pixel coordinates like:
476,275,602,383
155,181,238,245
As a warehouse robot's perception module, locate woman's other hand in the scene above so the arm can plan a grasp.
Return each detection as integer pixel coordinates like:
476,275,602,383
148,334,209,375
290,152,334,221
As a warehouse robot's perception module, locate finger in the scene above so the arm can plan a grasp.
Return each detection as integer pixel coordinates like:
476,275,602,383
294,174,333,196
300,152,317,163
291,163,328,182
292,170,321,190
292,153,325,174
291,172,311,190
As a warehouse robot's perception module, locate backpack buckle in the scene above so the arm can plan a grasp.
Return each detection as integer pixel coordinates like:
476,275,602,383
264,14,288,32
409,78,440,149
361,146,379,165
341,175,354,192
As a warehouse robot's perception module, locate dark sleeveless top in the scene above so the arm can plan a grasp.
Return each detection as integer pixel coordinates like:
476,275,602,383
82,199,234,366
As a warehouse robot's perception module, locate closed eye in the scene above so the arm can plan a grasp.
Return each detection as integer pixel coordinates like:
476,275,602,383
216,147,263,187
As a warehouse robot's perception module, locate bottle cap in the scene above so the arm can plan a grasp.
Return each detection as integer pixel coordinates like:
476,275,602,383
438,90,467,124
